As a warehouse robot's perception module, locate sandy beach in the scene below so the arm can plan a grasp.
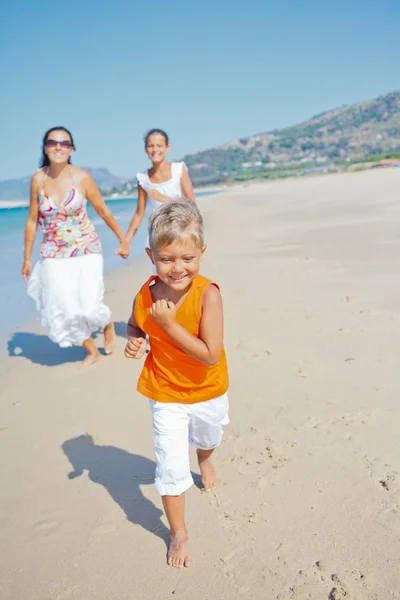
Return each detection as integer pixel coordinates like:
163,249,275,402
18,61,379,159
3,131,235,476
1,168,400,599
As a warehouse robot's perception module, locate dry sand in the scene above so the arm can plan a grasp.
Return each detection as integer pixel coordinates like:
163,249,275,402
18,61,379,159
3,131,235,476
1,168,400,599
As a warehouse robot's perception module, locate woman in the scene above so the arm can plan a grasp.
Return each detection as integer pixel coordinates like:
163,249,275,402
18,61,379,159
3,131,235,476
22,126,130,368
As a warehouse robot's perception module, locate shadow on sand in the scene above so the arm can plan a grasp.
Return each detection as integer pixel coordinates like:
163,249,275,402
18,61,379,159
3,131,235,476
7,321,127,367
62,434,169,545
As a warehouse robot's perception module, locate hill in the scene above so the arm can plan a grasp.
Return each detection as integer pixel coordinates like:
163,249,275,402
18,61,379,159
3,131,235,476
0,168,129,202
182,90,400,185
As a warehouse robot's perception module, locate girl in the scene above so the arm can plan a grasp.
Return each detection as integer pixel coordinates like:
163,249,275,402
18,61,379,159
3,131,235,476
125,129,195,245
22,126,130,368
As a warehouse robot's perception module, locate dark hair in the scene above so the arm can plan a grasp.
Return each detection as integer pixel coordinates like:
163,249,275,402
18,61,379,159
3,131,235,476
40,126,75,168
144,128,169,146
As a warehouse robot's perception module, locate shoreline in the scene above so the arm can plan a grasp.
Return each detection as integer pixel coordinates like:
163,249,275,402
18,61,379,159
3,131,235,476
0,186,226,209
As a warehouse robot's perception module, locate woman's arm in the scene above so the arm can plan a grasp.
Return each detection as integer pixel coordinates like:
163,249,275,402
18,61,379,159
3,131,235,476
125,186,147,243
22,175,40,281
151,284,223,366
83,173,130,258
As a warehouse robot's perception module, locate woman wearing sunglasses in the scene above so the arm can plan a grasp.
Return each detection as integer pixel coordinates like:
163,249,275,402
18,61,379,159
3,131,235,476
22,126,130,368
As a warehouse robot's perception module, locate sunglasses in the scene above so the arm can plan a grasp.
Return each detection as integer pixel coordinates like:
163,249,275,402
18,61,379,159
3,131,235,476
45,139,73,149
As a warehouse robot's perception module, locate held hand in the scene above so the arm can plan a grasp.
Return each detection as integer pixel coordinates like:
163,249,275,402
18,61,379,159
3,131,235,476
151,299,177,329
124,337,148,359
116,240,131,259
22,260,32,282
148,189,166,202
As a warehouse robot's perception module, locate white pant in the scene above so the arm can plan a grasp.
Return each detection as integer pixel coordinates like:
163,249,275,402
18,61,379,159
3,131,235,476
150,394,229,496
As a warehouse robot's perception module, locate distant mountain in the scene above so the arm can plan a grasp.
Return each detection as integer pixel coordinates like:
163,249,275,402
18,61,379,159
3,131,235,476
111,90,400,192
0,168,130,202
84,168,130,192
0,176,31,202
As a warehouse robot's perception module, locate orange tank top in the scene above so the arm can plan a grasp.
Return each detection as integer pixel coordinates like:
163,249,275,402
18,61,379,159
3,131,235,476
134,274,229,404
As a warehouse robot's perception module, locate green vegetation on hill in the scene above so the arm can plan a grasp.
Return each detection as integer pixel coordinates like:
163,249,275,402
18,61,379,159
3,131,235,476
350,151,400,164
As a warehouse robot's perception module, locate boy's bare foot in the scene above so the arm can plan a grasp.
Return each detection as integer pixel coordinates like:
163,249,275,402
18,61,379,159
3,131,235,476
104,322,116,355
168,528,191,568
78,352,101,370
197,450,218,492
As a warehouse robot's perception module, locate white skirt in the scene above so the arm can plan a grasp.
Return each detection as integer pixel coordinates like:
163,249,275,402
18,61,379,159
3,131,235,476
28,254,111,347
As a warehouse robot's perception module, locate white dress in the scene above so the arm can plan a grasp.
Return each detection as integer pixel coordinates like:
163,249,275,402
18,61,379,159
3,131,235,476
137,162,187,268
28,171,111,348
136,161,187,211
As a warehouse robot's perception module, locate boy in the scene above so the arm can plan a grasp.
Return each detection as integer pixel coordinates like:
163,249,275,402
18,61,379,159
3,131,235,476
125,200,229,568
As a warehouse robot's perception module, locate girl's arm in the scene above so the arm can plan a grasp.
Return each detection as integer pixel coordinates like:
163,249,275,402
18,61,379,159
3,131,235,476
125,186,147,243
125,297,148,359
180,164,195,201
151,285,223,366
83,173,130,258
22,175,40,281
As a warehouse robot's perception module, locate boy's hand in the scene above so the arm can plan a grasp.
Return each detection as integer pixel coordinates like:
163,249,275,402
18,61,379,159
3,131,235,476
124,337,148,359
151,299,177,329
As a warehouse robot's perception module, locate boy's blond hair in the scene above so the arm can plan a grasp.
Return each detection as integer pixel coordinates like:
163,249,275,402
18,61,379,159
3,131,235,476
148,199,204,250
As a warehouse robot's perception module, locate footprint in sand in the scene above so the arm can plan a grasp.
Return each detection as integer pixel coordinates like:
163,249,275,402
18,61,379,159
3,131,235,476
375,504,400,536
49,579,79,599
244,350,271,363
379,472,400,493
220,546,271,595
277,562,379,600
293,361,312,379
362,455,400,493
330,411,372,427
33,519,59,531
90,522,119,537
302,410,372,433
218,510,240,535
255,443,290,490
233,340,271,363
264,442,288,470
343,295,358,304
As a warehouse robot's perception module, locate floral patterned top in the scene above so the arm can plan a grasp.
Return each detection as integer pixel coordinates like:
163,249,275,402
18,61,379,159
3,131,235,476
38,170,102,259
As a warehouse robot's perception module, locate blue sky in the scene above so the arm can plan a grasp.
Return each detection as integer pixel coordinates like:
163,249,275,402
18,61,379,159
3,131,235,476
0,0,399,180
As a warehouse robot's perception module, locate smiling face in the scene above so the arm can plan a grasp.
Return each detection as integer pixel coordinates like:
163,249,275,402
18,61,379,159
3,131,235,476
146,236,206,293
145,133,170,165
44,129,74,166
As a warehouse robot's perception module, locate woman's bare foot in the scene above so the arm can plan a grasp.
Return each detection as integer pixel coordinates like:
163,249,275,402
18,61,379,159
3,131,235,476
104,322,116,355
168,528,191,568
78,351,101,370
197,450,218,492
